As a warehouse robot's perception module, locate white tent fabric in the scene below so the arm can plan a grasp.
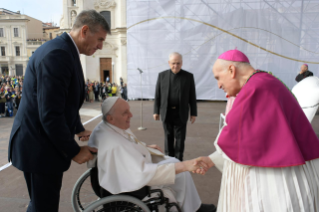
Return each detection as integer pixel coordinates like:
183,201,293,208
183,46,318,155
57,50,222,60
127,0,319,100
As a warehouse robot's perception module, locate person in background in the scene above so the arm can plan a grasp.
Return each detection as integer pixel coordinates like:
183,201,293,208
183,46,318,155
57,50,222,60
101,83,107,100
120,77,124,87
89,83,94,103
14,87,21,110
111,83,117,96
94,81,100,101
122,83,128,101
0,88,5,117
107,83,112,97
295,64,313,82
5,87,14,117
153,52,197,161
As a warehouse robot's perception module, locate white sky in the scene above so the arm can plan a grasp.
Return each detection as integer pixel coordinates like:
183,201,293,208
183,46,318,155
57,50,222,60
1,0,63,26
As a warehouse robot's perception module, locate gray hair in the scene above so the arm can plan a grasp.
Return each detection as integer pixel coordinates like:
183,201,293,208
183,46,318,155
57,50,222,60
169,52,183,61
72,10,111,34
102,105,116,123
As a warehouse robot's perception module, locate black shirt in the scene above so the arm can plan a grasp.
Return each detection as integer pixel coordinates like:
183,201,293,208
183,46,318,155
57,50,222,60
168,70,181,107
295,70,313,82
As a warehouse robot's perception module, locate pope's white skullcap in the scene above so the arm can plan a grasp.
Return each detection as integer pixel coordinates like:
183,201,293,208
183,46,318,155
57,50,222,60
102,97,119,116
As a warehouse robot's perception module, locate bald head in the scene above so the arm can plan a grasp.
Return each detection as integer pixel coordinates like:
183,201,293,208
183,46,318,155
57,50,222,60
212,59,255,97
104,98,132,130
168,52,183,74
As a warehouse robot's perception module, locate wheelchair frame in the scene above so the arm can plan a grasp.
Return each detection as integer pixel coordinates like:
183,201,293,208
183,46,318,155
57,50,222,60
71,168,182,212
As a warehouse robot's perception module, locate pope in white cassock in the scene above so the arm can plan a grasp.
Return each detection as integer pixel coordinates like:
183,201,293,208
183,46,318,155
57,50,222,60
88,97,216,212
197,49,319,212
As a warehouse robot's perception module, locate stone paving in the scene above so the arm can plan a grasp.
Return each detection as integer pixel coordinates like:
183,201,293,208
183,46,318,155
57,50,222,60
1,100,319,211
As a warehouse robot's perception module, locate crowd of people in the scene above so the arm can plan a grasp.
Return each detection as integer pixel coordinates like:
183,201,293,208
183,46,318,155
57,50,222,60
85,77,128,103
0,75,23,118
0,74,128,118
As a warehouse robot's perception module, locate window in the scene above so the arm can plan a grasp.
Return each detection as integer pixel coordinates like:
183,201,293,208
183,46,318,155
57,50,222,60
15,64,23,76
15,46,20,56
1,47,5,56
0,28,3,37
100,11,111,29
14,28,19,37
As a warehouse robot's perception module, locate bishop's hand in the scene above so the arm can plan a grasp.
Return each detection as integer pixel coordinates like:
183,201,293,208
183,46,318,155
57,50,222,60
192,156,215,175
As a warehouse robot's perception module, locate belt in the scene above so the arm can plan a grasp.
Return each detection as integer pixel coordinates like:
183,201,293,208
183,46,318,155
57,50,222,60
170,106,178,109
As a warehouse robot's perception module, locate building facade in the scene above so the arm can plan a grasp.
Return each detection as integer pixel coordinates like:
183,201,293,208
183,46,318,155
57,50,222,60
59,0,127,85
0,8,44,76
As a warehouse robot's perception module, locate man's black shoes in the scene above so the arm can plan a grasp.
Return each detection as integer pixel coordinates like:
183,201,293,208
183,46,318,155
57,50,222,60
196,203,217,212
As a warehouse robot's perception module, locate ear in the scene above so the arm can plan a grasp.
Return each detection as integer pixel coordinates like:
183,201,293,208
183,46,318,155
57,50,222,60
229,65,236,79
81,25,89,38
106,114,113,123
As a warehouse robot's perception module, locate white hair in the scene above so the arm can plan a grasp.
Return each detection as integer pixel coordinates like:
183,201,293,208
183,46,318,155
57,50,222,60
169,52,183,61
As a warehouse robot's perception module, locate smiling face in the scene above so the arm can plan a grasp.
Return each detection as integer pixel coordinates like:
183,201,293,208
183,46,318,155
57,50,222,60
212,59,241,97
107,98,133,130
168,55,183,74
80,26,107,56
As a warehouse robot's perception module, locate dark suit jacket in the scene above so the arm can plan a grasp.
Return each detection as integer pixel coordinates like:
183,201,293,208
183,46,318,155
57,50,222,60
295,70,314,82
8,33,85,174
154,69,197,123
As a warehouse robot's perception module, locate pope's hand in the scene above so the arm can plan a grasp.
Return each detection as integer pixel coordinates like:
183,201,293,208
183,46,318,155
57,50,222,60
192,156,215,175
76,129,92,141
153,114,160,121
72,146,97,164
147,144,164,153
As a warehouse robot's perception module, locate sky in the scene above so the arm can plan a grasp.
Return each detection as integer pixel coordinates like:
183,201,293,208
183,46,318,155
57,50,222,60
1,0,63,26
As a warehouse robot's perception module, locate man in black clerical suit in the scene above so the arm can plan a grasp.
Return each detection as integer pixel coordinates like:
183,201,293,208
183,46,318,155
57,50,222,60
296,64,314,82
8,10,110,212
154,52,197,161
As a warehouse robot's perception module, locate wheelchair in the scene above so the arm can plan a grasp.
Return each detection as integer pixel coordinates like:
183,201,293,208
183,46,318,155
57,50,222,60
71,166,182,212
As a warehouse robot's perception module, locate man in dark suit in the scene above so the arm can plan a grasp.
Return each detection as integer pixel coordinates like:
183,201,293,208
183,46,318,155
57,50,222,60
295,64,314,82
154,52,197,161
8,10,110,212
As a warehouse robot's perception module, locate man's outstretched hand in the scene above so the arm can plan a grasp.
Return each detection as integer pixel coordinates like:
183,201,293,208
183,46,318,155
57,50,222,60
72,146,97,164
175,156,214,174
192,156,215,175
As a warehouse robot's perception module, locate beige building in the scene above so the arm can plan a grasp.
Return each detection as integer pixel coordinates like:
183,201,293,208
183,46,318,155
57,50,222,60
0,8,45,76
43,26,60,41
59,0,127,85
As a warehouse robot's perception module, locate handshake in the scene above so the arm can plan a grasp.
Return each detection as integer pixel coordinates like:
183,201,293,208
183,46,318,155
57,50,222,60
177,156,215,175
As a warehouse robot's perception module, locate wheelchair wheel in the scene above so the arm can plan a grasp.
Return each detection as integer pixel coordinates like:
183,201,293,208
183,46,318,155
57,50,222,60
72,169,99,212
83,195,151,212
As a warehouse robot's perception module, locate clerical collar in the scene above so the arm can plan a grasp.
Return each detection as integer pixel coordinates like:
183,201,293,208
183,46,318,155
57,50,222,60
170,69,181,75
67,33,80,57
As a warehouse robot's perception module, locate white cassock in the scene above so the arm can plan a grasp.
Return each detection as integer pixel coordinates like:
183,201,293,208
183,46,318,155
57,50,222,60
209,125,319,212
88,121,201,212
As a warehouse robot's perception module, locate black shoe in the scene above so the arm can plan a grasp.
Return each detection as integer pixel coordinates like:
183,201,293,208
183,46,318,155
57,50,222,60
196,204,217,212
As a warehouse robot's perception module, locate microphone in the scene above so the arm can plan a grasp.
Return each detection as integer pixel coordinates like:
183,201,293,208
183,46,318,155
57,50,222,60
137,68,143,74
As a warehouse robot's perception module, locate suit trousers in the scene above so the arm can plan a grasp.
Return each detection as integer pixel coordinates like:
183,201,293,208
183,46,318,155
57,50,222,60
24,171,63,212
163,108,187,161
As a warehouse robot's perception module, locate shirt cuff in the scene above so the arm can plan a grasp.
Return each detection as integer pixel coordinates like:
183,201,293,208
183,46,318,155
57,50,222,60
147,163,175,186
209,151,225,173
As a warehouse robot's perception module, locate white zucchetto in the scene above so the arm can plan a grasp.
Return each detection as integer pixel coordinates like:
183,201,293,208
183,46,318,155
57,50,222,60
102,97,119,116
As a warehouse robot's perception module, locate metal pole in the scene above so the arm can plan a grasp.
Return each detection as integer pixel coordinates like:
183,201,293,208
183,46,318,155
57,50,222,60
138,70,146,131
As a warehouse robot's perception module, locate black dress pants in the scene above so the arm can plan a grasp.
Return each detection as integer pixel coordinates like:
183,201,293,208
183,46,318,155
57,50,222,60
24,172,63,212
163,108,187,161
94,92,99,101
